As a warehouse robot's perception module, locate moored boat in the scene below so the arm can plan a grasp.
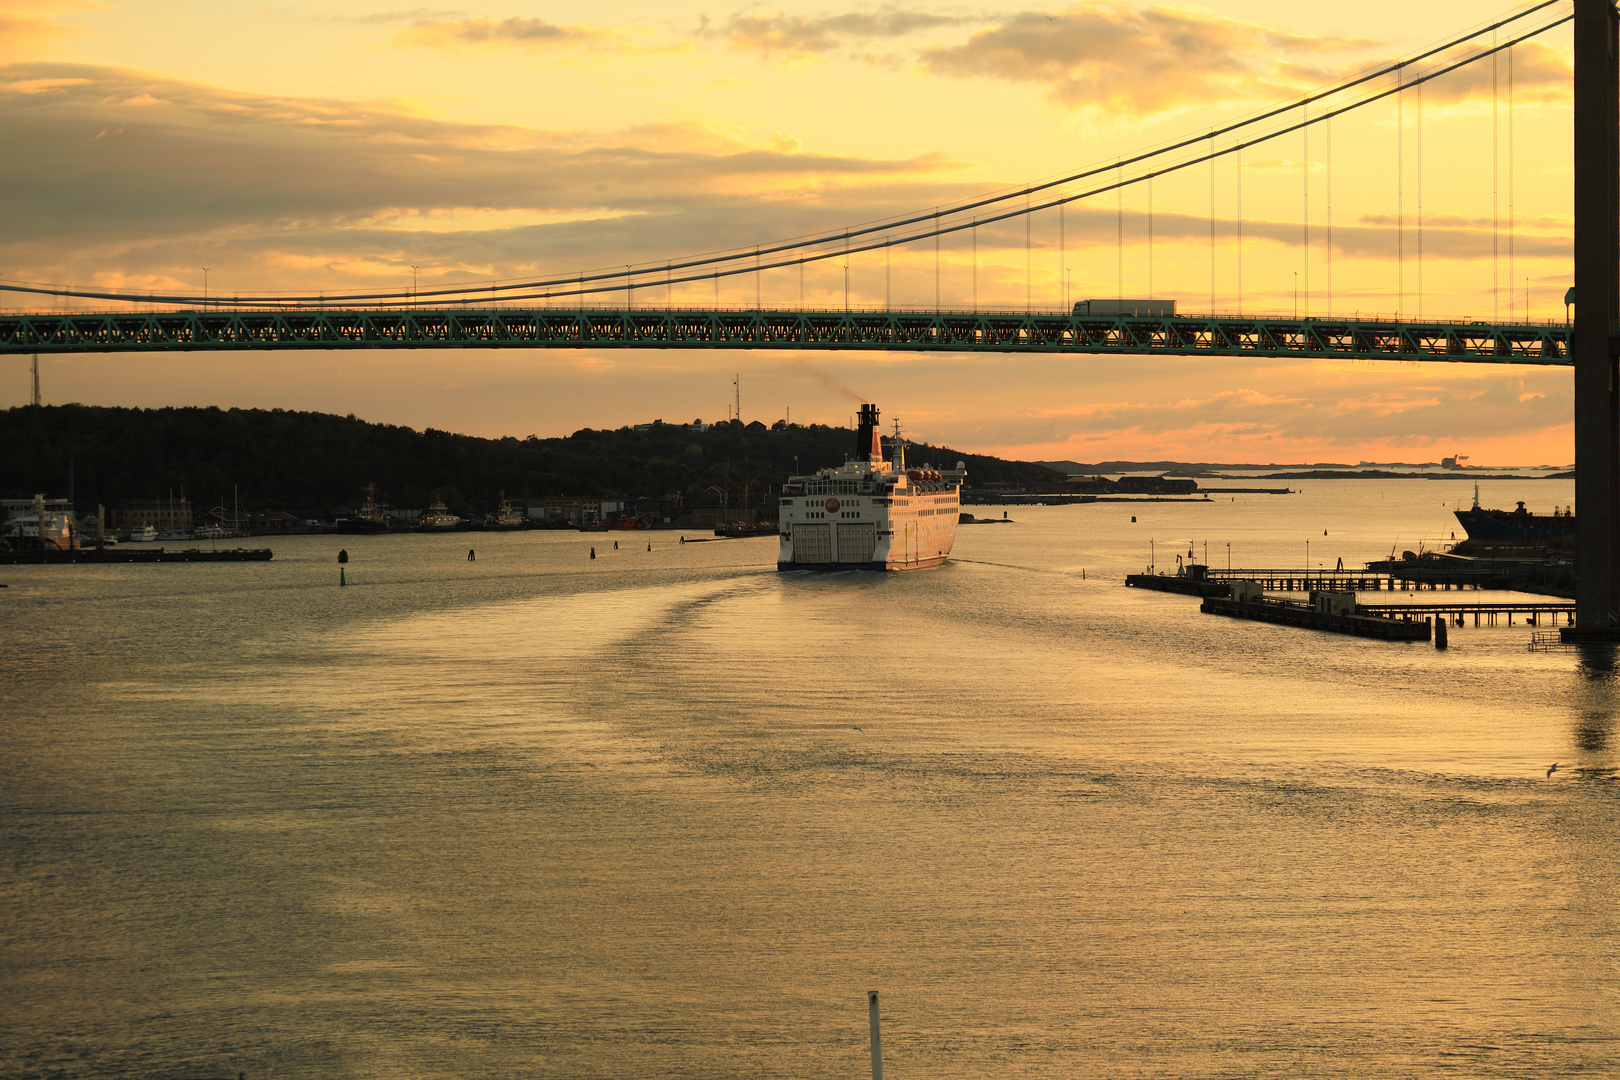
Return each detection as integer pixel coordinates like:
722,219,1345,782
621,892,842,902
481,491,526,531
336,484,390,534
416,499,463,531
716,521,777,538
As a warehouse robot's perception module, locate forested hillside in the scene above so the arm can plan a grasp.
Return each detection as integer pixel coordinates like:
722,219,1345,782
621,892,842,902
2,405,1063,515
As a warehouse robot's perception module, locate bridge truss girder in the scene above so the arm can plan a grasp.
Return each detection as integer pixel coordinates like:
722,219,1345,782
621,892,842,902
0,308,1574,364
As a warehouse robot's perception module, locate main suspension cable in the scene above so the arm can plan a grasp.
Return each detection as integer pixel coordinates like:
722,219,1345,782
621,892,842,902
0,4,1570,310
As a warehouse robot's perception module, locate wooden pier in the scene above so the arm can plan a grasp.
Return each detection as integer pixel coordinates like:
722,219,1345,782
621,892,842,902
1204,566,1506,592
1358,601,1575,627
1126,566,1573,634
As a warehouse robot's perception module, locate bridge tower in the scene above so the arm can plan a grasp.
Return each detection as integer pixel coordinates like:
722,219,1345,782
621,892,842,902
1572,0,1620,633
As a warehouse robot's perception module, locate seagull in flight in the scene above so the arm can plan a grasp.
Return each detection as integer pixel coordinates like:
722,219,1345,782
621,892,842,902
853,725,863,731
1546,762,1560,778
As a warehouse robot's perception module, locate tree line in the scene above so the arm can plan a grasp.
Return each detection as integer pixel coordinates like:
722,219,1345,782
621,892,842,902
1,405,1063,516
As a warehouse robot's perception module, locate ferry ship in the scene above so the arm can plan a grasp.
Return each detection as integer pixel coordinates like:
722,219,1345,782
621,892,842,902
778,404,964,571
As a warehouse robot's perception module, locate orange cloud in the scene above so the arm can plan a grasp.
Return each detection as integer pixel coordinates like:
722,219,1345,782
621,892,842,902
394,16,688,55
920,3,1378,114
712,8,969,60
0,0,89,62
1410,40,1569,106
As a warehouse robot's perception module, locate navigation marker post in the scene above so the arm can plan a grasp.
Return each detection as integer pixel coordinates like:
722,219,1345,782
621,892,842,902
868,990,882,1080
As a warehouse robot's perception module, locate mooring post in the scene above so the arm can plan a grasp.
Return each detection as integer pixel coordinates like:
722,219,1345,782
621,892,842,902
1573,0,1620,631
868,990,882,1080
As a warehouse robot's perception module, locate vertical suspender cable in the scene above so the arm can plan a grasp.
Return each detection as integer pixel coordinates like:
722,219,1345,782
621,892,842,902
1236,148,1242,314
1060,199,1066,309
1148,175,1154,300
1025,191,1031,313
885,238,890,309
1117,162,1123,301
1492,31,1499,323
935,208,941,310
972,219,977,312
1303,102,1310,318
1209,132,1216,314
1417,81,1423,319
755,247,761,308
1496,45,1509,320
1326,117,1332,315
1397,67,1404,318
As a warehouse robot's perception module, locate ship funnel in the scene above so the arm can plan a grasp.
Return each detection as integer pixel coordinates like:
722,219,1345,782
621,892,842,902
857,404,881,461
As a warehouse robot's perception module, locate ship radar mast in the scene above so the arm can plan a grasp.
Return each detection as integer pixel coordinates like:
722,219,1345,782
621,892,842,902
891,417,905,471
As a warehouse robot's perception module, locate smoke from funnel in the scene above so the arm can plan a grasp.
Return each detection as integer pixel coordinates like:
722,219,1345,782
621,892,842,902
789,361,864,405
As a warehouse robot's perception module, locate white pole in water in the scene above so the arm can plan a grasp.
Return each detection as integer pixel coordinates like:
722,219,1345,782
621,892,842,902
868,990,883,1080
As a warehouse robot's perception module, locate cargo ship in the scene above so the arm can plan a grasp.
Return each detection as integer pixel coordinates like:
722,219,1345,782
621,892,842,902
1454,485,1575,545
777,404,964,571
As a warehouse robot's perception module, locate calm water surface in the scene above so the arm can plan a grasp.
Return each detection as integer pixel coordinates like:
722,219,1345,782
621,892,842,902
3,479,1616,1078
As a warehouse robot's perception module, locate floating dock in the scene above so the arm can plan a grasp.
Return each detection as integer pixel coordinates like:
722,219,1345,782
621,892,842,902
1201,595,1431,641
1125,572,1229,597
0,547,273,564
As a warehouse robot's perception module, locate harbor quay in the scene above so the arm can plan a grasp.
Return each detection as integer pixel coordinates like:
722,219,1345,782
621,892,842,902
1128,560,1576,645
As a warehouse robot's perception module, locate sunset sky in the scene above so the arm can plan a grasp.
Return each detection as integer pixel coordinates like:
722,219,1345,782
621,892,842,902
1,0,1581,465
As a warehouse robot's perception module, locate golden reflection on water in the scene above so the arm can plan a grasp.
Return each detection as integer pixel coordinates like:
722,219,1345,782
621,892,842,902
2,485,1616,1078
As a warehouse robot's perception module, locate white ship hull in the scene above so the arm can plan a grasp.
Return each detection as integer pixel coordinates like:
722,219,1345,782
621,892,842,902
778,493,960,570
777,404,963,572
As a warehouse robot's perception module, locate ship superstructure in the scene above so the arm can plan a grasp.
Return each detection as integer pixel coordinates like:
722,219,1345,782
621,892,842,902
778,404,964,571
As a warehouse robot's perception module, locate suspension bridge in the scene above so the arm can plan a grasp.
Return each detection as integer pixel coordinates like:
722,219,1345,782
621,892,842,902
0,307,1573,361
4,1,1620,635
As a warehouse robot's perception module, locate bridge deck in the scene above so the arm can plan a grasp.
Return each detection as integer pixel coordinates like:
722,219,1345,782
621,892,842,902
0,307,1575,361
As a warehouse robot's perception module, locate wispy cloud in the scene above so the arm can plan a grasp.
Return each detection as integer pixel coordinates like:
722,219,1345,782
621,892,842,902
394,15,684,54
710,7,971,60
0,0,91,62
919,3,1378,114
1412,40,1569,106
1037,376,1569,448
0,62,966,294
